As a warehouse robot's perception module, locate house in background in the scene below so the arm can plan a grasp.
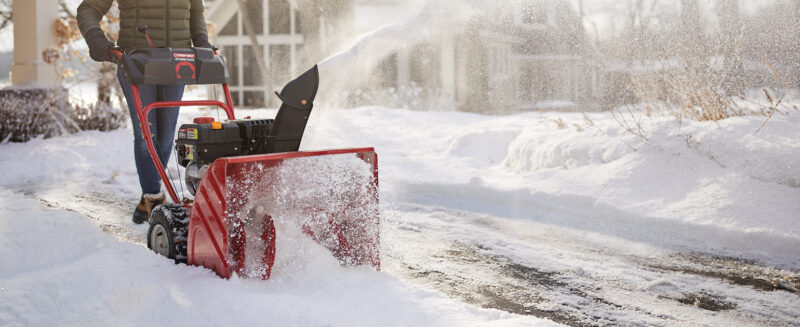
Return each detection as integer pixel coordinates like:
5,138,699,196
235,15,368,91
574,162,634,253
205,0,354,107
509,0,602,112
354,0,601,113
206,0,601,112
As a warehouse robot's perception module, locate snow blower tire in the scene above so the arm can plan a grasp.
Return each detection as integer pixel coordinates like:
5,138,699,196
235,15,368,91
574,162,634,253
147,204,190,264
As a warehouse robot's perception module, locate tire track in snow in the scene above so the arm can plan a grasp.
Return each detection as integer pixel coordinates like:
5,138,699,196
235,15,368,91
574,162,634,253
383,203,800,326
16,185,147,245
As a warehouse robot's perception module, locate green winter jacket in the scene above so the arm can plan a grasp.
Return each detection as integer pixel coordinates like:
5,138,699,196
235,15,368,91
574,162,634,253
77,0,209,50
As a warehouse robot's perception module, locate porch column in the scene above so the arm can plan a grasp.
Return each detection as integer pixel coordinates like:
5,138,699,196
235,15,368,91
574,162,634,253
11,0,59,86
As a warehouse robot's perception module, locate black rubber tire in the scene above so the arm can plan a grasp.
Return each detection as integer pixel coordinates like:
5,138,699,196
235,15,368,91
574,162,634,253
147,204,190,264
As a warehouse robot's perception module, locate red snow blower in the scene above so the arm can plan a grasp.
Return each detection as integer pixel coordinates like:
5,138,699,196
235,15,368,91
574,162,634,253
111,39,379,279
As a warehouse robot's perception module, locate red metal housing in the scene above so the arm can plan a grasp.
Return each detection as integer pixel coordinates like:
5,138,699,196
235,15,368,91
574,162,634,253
188,148,380,278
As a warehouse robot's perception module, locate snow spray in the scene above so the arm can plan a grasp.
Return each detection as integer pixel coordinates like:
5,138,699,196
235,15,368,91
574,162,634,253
314,0,509,106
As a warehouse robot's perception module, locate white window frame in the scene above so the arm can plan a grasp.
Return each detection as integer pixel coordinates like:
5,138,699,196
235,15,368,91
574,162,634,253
515,2,555,30
212,0,302,107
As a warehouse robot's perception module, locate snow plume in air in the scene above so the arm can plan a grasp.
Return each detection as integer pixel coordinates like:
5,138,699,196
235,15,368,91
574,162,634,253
226,154,380,280
318,0,479,72
316,0,498,107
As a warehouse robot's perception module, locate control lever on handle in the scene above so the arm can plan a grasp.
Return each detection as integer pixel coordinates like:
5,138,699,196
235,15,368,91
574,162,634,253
137,24,155,48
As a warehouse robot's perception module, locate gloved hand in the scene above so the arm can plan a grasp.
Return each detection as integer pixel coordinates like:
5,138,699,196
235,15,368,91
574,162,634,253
192,35,214,49
84,28,114,62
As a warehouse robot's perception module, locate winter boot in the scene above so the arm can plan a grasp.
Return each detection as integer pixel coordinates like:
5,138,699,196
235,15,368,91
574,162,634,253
132,192,166,224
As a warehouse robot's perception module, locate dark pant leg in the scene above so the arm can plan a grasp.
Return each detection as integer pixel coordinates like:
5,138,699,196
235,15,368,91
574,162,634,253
117,67,168,194
154,85,185,169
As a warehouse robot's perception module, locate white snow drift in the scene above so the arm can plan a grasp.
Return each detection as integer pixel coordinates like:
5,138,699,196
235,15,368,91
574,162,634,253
1,106,798,326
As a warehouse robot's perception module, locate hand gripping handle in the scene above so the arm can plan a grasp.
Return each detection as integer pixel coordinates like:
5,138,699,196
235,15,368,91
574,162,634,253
109,48,123,62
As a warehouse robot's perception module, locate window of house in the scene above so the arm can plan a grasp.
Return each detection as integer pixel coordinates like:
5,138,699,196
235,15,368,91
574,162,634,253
244,0,264,34
529,62,570,102
269,0,291,34
536,64,555,100
410,44,440,88
270,44,291,85
378,53,398,89
215,0,303,107
244,91,266,107
243,46,264,86
519,71,532,102
220,13,238,36
490,49,504,76
295,11,303,34
519,2,551,28
223,46,239,86
230,91,241,106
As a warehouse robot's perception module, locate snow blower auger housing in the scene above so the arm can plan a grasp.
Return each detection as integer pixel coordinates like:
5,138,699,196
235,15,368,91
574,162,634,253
112,48,380,279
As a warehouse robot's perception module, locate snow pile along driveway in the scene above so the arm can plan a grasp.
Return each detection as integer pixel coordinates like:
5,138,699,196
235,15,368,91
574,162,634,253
497,112,800,266
306,108,800,268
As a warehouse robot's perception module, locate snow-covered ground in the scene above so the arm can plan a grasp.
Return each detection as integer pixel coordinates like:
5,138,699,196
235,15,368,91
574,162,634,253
0,188,546,327
3,0,798,323
1,103,798,326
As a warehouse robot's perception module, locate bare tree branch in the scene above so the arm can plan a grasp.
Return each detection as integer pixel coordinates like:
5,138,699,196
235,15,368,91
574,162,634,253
0,11,11,30
0,0,11,31
59,0,76,19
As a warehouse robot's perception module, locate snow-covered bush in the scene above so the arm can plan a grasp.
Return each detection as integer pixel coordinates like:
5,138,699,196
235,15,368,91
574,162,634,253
0,12,127,143
0,88,73,142
72,100,127,132
613,60,799,140
0,87,126,143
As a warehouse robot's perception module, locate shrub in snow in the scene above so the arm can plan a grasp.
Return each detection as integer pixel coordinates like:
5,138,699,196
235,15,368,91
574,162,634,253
0,86,126,143
72,100,127,132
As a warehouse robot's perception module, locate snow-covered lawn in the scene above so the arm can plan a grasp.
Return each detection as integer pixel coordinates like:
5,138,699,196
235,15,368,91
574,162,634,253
1,105,798,326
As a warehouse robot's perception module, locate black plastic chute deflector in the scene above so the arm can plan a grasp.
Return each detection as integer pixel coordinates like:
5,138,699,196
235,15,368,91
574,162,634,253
266,65,319,153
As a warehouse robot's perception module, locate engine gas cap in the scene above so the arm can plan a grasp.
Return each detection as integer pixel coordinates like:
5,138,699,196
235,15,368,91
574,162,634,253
194,117,214,124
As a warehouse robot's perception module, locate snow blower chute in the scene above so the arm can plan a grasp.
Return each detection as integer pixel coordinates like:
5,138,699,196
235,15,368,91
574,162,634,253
111,45,379,279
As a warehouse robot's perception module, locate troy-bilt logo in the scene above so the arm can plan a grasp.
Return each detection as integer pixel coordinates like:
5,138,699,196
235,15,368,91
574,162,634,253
173,52,196,80
176,62,196,79
174,53,196,60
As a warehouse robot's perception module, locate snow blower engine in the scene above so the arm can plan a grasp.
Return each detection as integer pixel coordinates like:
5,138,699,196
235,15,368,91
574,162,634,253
110,26,380,280
175,110,305,195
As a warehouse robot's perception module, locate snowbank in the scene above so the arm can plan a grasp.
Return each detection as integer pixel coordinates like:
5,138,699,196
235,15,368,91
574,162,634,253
304,107,800,268
494,112,800,265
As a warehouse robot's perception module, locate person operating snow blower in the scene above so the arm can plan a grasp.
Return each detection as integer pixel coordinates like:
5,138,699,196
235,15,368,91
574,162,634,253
77,0,212,224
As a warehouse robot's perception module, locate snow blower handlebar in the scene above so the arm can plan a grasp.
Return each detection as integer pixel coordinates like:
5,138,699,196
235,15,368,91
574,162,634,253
110,47,322,205
109,47,236,204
